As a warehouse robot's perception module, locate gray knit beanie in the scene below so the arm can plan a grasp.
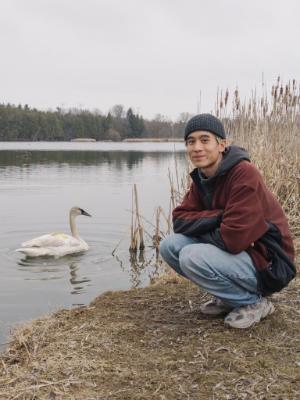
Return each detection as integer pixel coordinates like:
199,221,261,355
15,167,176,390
184,114,226,141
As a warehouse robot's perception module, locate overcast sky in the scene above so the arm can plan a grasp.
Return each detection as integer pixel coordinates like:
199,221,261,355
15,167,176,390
1,0,300,120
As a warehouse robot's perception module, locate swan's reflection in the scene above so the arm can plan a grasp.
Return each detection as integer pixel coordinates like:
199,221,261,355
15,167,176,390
69,261,90,294
16,246,165,298
17,256,91,295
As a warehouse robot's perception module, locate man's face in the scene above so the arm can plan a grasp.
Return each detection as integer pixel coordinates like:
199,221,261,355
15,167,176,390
186,131,226,176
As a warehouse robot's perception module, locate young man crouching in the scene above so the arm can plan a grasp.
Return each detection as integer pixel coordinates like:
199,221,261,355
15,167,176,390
160,113,296,329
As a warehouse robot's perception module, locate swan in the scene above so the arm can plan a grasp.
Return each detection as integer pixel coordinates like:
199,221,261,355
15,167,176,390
16,206,91,258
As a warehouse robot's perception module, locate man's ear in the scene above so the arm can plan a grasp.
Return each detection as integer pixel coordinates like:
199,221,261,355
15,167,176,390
219,140,227,152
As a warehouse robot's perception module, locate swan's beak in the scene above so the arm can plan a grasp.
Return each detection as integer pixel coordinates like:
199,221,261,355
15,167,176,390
81,210,92,217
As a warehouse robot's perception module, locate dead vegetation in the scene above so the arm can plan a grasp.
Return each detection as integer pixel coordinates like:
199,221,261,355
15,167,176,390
0,272,300,399
222,78,300,236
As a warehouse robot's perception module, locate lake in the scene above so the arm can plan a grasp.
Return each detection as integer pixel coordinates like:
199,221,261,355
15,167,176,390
0,141,186,345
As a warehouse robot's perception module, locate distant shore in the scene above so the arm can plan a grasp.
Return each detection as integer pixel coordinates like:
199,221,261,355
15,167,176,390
70,138,97,142
123,138,183,142
70,138,183,143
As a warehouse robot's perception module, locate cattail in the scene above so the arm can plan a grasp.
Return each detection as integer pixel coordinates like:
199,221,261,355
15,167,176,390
263,105,267,117
225,89,229,106
271,86,275,97
153,207,161,250
261,97,264,108
129,184,145,252
134,184,145,250
234,88,240,111
292,96,297,107
280,86,284,96
285,84,289,96
292,79,296,90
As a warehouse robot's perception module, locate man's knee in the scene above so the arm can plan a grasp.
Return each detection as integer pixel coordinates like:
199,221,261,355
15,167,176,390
179,244,215,279
159,235,176,262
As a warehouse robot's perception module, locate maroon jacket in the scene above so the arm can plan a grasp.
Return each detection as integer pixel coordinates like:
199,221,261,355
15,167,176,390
173,146,295,294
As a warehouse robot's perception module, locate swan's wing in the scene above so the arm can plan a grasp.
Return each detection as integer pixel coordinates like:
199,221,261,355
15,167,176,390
21,232,79,248
16,247,53,257
16,241,89,258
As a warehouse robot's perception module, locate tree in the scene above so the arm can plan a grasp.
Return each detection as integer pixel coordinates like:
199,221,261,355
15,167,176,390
126,108,144,138
103,112,113,132
105,128,121,141
177,112,192,124
111,104,125,119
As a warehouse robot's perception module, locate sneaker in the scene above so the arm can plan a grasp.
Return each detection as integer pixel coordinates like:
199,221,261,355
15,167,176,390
224,298,275,329
200,297,233,316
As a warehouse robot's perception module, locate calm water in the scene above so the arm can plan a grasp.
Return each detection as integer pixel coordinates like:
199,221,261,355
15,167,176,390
0,141,186,345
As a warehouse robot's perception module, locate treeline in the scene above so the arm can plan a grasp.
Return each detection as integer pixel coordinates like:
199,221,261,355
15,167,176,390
0,103,189,141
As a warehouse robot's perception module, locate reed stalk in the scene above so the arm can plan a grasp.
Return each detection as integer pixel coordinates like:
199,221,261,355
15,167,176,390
134,184,145,250
153,207,161,250
129,184,145,252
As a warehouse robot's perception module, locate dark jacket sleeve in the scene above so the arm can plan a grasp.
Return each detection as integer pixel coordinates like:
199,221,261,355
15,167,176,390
172,183,223,236
198,229,228,251
219,163,269,254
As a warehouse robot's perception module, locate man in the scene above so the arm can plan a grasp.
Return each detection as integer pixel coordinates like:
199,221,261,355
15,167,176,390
160,113,296,329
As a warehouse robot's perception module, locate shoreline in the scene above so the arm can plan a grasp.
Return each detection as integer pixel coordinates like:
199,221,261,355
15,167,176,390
122,138,183,142
1,270,300,399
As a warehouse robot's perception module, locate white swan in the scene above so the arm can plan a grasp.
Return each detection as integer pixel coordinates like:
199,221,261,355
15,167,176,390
16,207,91,258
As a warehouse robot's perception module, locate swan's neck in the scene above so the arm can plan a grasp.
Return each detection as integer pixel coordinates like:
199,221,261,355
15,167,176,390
70,214,80,239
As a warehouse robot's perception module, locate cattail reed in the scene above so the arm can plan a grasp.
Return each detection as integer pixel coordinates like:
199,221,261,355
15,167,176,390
153,207,161,250
129,184,145,252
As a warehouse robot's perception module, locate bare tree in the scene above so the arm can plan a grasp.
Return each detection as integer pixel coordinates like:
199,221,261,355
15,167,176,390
111,104,125,119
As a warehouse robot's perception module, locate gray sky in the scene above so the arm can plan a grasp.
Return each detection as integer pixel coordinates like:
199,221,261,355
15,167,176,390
1,0,300,120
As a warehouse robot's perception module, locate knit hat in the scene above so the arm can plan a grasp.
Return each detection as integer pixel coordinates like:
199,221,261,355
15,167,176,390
184,114,226,141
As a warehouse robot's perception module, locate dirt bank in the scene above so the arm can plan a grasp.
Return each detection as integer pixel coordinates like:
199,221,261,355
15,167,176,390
1,270,300,400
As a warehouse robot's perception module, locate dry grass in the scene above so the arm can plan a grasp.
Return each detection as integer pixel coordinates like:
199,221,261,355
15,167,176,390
1,272,300,399
219,77,300,236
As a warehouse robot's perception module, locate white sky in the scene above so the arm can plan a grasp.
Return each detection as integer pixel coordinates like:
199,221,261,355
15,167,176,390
1,0,300,120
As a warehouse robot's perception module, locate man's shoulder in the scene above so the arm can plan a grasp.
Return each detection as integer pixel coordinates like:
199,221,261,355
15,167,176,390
226,160,262,184
229,159,258,174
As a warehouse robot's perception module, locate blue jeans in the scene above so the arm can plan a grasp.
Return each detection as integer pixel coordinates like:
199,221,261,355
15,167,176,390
160,233,261,308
